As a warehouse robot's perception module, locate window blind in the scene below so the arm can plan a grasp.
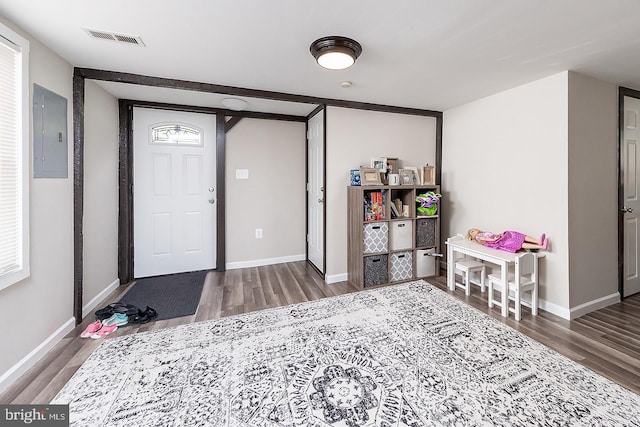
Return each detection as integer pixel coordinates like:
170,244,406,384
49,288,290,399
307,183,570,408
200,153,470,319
0,39,20,275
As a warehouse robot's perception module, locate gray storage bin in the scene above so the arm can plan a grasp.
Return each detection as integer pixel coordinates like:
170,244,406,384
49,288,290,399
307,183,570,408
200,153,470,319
416,249,436,277
364,254,388,287
363,222,388,254
416,218,436,247
390,251,413,282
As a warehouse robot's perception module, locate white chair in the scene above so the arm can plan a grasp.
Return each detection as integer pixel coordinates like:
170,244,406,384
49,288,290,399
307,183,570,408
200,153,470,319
487,251,538,321
447,235,486,296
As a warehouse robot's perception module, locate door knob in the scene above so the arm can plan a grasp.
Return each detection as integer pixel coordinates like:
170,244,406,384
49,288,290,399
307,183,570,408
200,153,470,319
209,187,214,192
318,198,324,203
209,199,215,204
623,207,634,213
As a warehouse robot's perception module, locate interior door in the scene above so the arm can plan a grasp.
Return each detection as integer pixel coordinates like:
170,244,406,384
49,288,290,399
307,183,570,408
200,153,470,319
623,96,640,296
307,109,324,272
133,107,217,278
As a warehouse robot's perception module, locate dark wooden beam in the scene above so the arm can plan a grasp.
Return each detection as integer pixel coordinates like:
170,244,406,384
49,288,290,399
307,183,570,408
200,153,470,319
307,104,324,120
216,114,226,271
435,115,443,186
75,68,442,118
224,116,243,133
72,73,85,325
121,99,306,123
118,100,134,285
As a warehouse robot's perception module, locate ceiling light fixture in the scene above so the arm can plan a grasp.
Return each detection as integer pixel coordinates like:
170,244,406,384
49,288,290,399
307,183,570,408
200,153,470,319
222,98,248,111
310,36,362,70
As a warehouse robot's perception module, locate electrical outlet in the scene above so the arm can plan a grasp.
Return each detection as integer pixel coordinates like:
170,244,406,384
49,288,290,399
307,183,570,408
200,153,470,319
236,169,249,179
255,228,263,239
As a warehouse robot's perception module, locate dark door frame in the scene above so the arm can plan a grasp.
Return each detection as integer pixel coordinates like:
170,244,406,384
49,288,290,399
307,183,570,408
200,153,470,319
305,105,326,276
618,86,640,298
116,99,307,286
72,67,442,324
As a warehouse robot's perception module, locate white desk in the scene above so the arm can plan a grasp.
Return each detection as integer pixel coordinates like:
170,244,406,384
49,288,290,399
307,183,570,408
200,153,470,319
445,238,544,317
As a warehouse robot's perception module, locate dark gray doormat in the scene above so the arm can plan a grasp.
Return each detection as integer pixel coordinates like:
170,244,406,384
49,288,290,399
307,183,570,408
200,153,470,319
118,270,208,321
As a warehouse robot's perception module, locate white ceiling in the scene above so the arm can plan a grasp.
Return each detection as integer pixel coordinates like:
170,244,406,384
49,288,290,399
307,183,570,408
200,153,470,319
2,0,640,113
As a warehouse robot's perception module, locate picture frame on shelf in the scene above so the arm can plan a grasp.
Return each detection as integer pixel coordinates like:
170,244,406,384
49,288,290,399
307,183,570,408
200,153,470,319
406,166,421,185
398,169,414,185
350,169,361,186
422,165,435,185
360,167,383,185
370,157,388,172
384,157,398,174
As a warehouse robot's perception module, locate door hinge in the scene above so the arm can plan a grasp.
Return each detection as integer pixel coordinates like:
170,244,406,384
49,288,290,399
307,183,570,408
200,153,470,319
306,234,310,242
306,183,310,192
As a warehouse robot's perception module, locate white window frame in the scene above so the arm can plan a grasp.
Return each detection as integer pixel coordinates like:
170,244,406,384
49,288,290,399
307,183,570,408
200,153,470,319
0,23,30,291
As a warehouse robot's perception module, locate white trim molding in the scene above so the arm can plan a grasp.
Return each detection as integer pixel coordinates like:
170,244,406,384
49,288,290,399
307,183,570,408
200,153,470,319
569,292,620,320
226,254,306,270
82,278,120,319
537,298,571,320
0,317,75,395
325,273,348,284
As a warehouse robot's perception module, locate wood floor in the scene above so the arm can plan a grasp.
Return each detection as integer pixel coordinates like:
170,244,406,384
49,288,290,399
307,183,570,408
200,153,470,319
2,260,640,404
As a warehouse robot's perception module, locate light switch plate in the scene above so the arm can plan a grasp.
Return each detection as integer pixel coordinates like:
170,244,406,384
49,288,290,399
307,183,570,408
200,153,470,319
236,169,249,179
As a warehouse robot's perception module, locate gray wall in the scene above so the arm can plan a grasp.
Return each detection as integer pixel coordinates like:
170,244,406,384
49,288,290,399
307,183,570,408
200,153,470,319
325,107,438,281
567,72,618,311
443,70,621,319
225,118,306,266
443,72,570,314
0,17,75,388
83,80,119,312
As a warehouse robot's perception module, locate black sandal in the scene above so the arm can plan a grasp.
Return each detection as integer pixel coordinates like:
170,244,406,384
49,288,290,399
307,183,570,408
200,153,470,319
95,303,139,320
131,306,158,324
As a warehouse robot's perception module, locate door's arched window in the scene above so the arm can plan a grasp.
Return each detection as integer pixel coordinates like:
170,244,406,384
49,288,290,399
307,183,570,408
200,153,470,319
150,123,203,146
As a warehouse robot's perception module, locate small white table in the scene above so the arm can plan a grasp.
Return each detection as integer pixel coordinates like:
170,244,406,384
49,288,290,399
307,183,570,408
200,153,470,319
445,238,545,317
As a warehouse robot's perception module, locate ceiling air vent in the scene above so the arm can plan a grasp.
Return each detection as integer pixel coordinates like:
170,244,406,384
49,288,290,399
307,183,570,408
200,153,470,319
84,29,145,46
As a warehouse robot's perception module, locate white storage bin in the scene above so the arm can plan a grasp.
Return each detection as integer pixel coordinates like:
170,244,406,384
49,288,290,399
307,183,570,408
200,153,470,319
416,249,436,277
390,220,413,250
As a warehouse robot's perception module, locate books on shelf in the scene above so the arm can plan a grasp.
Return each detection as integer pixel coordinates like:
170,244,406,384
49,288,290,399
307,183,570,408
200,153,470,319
390,201,400,218
394,199,403,217
364,191,385,221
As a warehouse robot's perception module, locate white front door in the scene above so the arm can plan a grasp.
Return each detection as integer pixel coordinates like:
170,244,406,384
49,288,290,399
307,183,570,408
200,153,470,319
133,107,217,278
623,96,640,297
307,110,324,272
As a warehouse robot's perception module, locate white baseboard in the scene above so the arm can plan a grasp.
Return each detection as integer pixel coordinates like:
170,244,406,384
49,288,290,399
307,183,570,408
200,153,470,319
569,292,620,320
82,278,120,319
226,254,306,270
0,317,75,395
326,273,348,284
536,298,570,320
439,263,572,320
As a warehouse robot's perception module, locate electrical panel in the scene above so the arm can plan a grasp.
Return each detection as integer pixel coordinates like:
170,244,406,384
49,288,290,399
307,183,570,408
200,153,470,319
33,83,68,178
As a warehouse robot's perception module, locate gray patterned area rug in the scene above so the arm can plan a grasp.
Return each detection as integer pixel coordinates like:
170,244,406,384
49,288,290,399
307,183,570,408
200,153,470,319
53,280,640,426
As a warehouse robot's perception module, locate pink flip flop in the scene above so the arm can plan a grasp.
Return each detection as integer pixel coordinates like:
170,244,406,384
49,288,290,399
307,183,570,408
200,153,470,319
80,320,102,338
89,324,118,339
539,234,546,245
542,237,549,250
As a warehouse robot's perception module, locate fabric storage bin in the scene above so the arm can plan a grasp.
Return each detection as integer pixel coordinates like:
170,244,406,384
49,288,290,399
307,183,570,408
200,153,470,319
363,222,388,254
364,254,388,287
390,251,413,282
416,218,436,247
416,249,436,277
390,220,413,250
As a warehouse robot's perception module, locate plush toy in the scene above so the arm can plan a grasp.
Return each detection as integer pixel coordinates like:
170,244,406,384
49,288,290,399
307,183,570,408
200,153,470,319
416,191,441,216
